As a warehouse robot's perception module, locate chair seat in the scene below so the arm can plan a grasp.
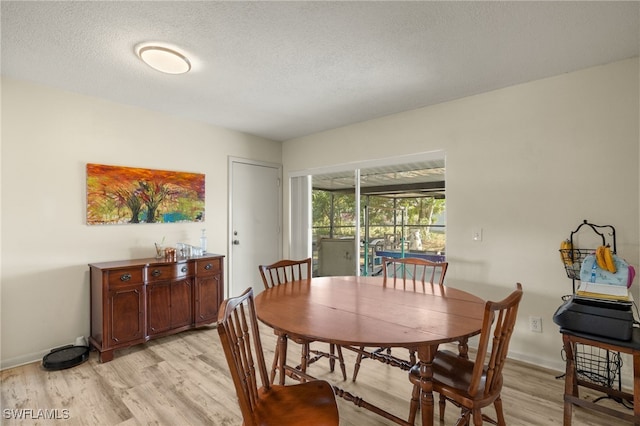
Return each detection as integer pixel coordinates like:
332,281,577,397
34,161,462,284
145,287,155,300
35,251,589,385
254,381,339,426
409,350,489,400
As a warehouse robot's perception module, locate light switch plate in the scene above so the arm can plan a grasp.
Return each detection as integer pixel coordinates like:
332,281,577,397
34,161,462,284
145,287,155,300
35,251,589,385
472,228,483,242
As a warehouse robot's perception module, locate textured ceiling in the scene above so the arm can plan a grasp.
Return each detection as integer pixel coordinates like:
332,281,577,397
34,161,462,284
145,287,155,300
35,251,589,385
2,1,639,142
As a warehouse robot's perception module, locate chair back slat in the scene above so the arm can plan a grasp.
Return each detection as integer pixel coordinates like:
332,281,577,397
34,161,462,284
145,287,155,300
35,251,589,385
259,258,312,289
381,257,448,290
217,288,270,426
468,283,523,398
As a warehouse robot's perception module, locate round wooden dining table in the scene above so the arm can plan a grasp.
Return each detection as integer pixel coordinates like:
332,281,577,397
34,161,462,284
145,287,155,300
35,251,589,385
254,275,485,426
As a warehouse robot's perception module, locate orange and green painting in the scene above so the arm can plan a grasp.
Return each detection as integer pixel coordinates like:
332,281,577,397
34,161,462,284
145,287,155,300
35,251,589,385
86,163,205,225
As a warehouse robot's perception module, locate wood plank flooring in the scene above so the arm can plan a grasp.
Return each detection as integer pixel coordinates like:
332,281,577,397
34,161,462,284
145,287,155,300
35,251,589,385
1,324,634,425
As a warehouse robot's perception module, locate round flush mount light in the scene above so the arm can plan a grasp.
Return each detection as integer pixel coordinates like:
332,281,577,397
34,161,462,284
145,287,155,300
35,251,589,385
136,44,191,74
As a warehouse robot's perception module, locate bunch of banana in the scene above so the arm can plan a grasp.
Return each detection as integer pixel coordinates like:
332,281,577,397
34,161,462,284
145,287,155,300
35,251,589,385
560,239,573,265
595,245,616,273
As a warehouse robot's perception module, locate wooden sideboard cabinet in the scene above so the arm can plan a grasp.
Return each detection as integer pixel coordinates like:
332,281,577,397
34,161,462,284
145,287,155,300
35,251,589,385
89,254,224,362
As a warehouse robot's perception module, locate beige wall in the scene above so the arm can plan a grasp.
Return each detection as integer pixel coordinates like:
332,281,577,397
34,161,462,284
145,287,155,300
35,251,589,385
282,58,640,378
0,78,281,368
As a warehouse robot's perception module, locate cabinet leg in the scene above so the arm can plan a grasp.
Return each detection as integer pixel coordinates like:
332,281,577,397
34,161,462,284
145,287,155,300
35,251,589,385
99,350,114,363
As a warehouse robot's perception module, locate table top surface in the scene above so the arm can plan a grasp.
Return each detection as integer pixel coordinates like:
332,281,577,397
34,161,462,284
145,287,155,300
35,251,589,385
254,275,485,348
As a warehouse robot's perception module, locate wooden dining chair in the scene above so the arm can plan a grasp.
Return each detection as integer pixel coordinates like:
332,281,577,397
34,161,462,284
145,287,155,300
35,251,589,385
408,283,524,426
217,287,340,426
259,258,347,383
382,256,448,289
352,256,449,382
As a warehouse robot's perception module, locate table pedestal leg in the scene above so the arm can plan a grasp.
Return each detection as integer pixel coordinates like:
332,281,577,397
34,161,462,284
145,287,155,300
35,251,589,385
417,344,437,426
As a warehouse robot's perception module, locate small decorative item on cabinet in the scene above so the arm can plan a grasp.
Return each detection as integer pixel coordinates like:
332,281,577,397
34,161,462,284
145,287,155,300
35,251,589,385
164,247,176,261
154,242,164,259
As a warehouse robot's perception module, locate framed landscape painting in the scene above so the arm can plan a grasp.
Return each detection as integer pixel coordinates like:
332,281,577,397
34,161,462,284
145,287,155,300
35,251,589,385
86,163,205,225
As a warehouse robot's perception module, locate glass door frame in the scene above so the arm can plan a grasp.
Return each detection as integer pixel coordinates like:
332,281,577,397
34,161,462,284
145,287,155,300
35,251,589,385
288,150,445,276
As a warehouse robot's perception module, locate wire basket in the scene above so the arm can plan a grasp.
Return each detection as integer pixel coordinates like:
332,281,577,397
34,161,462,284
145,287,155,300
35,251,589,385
566,344,622,388
559,248,595,280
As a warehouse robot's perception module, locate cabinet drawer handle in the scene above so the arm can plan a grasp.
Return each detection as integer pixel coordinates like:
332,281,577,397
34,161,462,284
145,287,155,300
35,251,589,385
204,263,212,270
120,273,131,282
152,269,162,277
181,266,188,273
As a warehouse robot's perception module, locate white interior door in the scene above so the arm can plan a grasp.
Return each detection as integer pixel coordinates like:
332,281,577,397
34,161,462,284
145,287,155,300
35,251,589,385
229,158,282,298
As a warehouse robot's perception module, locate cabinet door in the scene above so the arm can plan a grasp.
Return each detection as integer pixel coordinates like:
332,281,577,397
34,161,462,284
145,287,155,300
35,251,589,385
147,282,171,335
170,278,193,328
108,284,145,345
195,273,221,325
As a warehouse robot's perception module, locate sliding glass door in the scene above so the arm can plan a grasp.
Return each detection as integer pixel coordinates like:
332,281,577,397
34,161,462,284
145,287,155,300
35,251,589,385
290,151,446,277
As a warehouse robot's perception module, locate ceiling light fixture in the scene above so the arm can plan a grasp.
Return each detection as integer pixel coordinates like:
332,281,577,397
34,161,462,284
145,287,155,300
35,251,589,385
136,45,191,75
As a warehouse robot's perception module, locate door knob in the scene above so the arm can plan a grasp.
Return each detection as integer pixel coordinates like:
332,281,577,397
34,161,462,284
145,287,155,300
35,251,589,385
233,239,240,245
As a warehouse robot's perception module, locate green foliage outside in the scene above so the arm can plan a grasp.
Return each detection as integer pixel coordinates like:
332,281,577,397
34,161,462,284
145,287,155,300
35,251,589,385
312,190,446,253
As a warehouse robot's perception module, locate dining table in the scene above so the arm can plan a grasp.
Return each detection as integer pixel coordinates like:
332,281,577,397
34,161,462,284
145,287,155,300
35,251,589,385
254,275,485,426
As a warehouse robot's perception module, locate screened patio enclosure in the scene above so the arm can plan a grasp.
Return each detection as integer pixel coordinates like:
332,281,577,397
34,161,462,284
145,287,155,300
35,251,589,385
311,160,445,277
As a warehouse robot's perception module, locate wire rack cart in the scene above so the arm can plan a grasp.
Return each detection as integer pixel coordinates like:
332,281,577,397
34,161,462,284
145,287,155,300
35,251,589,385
559,220,626,404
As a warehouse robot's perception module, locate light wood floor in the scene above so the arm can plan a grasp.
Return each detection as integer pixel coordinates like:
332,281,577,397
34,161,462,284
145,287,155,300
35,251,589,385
1,324,634,425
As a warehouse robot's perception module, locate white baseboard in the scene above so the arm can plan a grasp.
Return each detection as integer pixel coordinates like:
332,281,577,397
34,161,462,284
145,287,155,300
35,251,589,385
509,349,566,373
1,349,48,371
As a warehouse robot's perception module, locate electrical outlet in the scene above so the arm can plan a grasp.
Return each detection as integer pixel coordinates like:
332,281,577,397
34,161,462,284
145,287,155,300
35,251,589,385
529,316,542,333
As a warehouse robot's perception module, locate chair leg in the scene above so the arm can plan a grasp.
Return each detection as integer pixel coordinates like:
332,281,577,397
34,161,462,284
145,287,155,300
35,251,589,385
408,384,420,425
457,337,469,359
439,394,446,421
352,346,365,382
493,396,506,426
471,408,483,426
455,410,470,426
335,345,347,381
329,344,336,372
409,349,416,366
269,343,279,384
300,342,310,383
304,343,347,381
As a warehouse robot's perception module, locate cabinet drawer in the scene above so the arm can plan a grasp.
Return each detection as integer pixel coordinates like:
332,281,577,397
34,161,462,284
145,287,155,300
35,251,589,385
196,258,221,276
107,268,144,286
175,262,193,277
146,263,191,282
